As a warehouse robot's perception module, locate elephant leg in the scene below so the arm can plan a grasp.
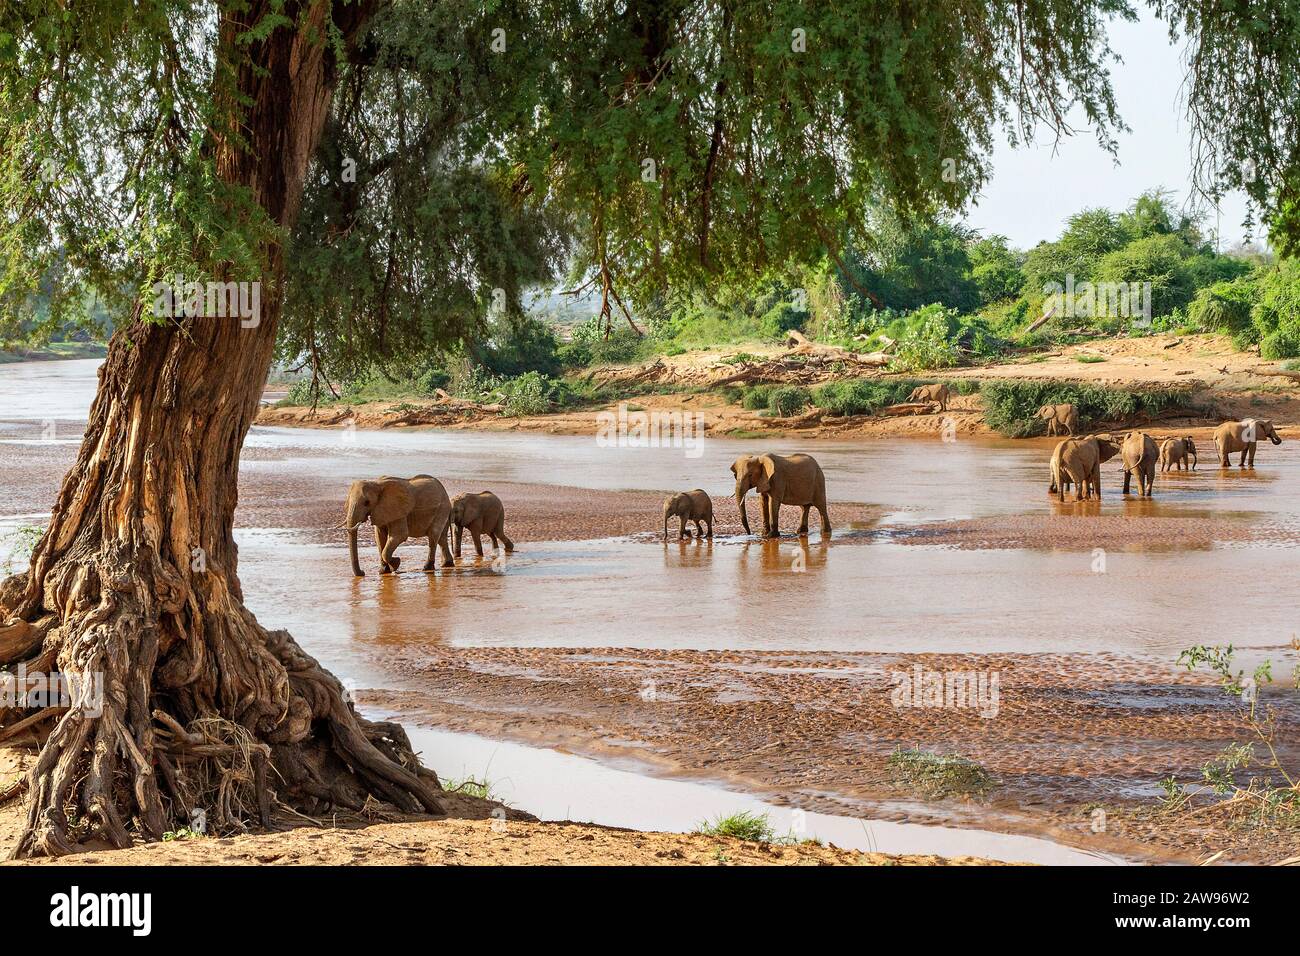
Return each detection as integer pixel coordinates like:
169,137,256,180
705,517,714,538
758,492,772,536
439,520,455,567
374,526,389,572
693,519,705,538
767,496,781,538
1248,442,1257,467
798,505,810,535
470,520,484,557
678,515,688,539
498,522,515,552
1122,469,1131,495
453,523,463,558
381,520,409,572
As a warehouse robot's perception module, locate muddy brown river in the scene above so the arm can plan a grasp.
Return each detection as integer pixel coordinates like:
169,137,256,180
3,358,1298,863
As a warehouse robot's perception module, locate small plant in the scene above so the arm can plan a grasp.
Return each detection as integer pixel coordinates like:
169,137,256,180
161,827,207,841
442,775,500,802
2,524,44,575
887,747,995,798
1158,644,1300,827
721,352,761,364
697,810,775,842
1074,354,1108,363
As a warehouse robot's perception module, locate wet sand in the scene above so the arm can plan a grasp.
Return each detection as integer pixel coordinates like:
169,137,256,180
370,646,1300,863
5,357,1300,864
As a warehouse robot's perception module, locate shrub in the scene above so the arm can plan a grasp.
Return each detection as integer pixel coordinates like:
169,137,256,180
1251,260,1300,359
811,379,891,416
497,371,553,415
888,304,962,372
767,385,812,417
980,380,1185,437
741,384,775,410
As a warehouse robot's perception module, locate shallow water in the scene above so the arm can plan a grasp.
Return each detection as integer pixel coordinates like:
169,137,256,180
3,357,1297,860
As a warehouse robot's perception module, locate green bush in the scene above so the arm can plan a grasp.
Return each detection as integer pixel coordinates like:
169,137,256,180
1251,260,1300,359
741,384,775,410
980,380,1186,437
767,385,812,417
497,371,552,415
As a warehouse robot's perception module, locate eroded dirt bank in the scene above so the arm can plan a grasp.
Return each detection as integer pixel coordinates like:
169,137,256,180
370,646,1300,864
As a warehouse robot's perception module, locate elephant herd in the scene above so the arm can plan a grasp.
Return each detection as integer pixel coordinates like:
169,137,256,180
343,452,835,575
1047,412,1284,502
341,414,1284,572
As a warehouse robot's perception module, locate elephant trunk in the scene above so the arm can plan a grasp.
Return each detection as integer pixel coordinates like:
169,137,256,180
348,524,363,577
663,506,671,542
735,482,751,535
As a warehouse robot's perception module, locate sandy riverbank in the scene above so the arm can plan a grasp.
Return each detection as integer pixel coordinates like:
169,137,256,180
0,749,992,865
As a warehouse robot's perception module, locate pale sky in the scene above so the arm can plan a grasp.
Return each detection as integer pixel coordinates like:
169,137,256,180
963,11,1263,253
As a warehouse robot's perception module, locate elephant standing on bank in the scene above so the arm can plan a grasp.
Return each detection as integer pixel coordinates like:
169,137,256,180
1120,431,1158,496
344,474,455,576
732,453,831,538
1159,437,1197,471
1050,435,1121,501
909,383,952,412
1214,419,1282,467
1037,403,1077,437
663,489,713,541
450,491,514,558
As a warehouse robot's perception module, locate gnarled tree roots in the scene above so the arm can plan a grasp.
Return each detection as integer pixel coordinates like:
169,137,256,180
0,564,444,859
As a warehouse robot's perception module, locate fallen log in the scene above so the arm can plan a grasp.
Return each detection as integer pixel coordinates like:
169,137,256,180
879,402,938,417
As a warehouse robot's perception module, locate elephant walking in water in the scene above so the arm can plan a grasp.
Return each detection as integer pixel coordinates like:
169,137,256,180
344,474,455,576
1214,419,1282,467
732,453,831,538
1159,436,1197,471
1049,435,1121,501
450,491,514,558
1120,431,1158,497
663,489,713,541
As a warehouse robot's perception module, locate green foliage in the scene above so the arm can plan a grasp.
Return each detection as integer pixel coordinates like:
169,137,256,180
697,811,775,843
810,377,931,415
1187,275,1259,340
1092,233,1197,318
967,235,1024,305
767,385,811,417
2,523,45,575
889,304,963,371
741,384,775,410
1250,260,1300,359
980,380,1186,437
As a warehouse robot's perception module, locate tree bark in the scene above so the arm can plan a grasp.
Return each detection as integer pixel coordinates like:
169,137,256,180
0,0,443,858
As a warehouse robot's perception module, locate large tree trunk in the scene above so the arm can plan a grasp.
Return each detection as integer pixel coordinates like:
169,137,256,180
0,0,443,858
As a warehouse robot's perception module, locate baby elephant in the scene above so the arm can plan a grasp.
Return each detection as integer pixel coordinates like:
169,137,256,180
1037,403,1077,437
450,491,514,558
908,383,952,412
663,489,713,541
1159,436,1197,471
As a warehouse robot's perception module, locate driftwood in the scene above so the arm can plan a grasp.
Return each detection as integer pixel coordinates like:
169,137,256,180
1025,304,1056,334
879,402,938,417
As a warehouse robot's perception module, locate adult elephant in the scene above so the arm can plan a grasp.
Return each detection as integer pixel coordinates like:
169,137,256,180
344,474,455,576
732,453,831,538
1214,419,1282,467
1050,435,1122,501
1120,431,1158,497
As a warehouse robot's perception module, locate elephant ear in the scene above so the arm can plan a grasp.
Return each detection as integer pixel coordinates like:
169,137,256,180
730,456,748,479
753,456,776,493
371,478,413,527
